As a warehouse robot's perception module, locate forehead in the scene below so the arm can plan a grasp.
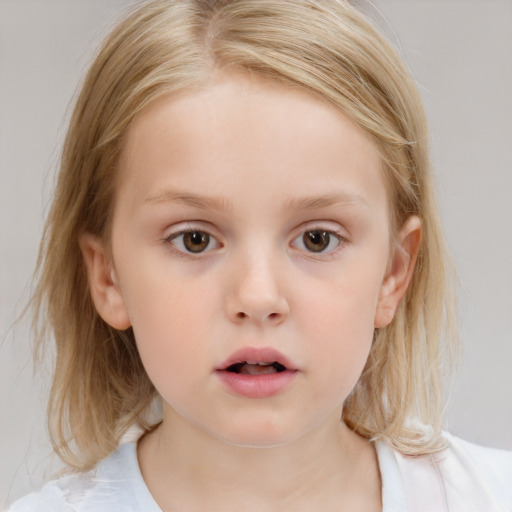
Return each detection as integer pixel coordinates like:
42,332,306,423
116,74,387,216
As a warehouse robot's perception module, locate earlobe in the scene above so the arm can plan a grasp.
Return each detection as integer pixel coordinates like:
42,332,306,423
79,233,131,330
374,216,422,329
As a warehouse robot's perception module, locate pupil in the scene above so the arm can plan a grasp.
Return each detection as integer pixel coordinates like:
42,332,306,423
184,231,209,252
304,230,329,252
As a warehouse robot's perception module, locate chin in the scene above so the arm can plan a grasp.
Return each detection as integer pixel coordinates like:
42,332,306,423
210,416,307,449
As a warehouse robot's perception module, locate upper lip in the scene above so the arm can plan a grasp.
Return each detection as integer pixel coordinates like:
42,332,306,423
216,347,298,371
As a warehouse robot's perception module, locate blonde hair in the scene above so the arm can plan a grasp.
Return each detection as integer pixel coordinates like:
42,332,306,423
32,0,459,470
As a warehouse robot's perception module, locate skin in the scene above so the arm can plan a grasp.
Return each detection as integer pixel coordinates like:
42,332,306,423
80,74,421,511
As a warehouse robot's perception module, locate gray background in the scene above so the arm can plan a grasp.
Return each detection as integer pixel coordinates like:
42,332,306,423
1,0,511,507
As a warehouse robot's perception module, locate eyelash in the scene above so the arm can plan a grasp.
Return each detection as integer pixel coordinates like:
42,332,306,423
163,227,346,257
164,228,221,256
290,229,345,256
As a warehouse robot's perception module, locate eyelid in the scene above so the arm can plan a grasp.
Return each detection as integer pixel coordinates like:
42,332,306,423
163,221,219,240
292,221,347,240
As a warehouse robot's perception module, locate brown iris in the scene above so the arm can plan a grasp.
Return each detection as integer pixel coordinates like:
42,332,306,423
303,230,331,252
183,231,210,253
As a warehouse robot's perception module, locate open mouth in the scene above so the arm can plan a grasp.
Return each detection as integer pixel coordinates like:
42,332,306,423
216,348,297,397
225,361,287,376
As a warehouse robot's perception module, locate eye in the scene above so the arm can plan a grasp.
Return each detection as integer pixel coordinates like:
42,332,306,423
167,230,219,254
291,229,342,253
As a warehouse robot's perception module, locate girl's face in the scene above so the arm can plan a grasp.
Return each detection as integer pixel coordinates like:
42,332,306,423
83,74,419,447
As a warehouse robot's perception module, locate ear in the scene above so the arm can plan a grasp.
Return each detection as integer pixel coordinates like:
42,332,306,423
374,216,422,329
79,233,131,330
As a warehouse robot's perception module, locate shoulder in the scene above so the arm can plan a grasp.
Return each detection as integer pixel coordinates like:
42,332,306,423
6,469,98,512
7,443,160,512
377,431,512,512
439,432,512,509
442,431,512,473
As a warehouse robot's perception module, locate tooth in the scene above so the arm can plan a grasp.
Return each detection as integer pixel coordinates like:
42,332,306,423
240,363,278,375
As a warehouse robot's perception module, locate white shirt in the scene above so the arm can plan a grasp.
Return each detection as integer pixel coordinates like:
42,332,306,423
8,432,512,511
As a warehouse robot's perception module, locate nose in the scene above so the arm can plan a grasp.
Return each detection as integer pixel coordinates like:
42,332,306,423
225,251,290,326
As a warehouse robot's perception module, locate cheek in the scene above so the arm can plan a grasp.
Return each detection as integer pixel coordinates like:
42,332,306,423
298,261,382,338
296,268,382,393
121,270,219,390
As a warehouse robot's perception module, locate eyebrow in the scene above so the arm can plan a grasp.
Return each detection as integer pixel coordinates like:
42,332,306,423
284,192,369,211
144,189,233,211
144,189,368,212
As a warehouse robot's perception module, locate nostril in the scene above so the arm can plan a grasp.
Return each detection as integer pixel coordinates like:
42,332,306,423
236,312,280,320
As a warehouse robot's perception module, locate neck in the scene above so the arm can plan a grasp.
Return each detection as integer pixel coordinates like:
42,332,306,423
137,407,381,512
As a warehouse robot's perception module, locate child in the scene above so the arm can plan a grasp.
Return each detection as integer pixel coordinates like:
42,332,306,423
7,0,511,510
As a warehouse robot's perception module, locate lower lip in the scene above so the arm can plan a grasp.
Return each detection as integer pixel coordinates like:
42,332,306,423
215,370,298,399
